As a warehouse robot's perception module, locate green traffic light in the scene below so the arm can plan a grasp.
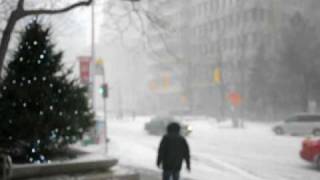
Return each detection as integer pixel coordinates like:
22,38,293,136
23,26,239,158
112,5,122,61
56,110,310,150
99,84,108,98
99,87,104,94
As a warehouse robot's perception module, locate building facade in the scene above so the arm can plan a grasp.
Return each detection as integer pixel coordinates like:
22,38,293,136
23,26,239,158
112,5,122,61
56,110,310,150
145,0,310,116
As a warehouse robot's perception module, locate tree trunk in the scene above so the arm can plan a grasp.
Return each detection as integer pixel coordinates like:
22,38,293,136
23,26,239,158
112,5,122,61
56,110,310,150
0,11,20,76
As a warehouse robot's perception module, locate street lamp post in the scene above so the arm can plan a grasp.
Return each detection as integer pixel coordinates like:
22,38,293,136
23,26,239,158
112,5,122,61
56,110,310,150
91,0,96,111
91,1,108,153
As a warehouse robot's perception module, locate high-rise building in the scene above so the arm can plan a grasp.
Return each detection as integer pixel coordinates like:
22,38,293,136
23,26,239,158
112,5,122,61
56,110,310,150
145,0,312,116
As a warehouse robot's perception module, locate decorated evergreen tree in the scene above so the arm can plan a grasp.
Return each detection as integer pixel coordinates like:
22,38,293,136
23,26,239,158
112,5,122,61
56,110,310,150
0,20,94,163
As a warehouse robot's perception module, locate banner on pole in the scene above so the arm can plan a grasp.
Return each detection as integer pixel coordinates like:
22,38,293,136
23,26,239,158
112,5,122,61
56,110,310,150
78,56,92,85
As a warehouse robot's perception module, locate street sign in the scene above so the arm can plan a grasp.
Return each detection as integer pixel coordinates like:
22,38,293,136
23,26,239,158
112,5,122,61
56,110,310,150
95,58,104,75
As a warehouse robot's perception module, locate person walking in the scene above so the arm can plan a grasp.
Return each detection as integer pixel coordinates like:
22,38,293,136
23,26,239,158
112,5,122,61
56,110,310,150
157,122,191,180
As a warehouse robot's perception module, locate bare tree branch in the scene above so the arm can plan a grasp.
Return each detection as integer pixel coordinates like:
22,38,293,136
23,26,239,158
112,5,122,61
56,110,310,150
0,0,93,76
22,0,93,17
17,0,24,10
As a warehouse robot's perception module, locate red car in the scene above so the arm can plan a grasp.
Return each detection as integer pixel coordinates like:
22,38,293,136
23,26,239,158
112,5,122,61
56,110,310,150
300,138,320,169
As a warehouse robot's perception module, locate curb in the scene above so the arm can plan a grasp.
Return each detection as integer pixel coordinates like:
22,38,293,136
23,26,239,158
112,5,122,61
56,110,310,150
22,167,140,180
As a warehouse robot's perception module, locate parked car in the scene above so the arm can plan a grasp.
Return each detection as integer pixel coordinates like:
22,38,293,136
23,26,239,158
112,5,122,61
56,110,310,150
273,114,320,136
300,138,320,169
144,116,192,136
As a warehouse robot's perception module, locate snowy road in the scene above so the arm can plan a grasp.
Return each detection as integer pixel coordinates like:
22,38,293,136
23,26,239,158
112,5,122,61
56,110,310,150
103,117,319,180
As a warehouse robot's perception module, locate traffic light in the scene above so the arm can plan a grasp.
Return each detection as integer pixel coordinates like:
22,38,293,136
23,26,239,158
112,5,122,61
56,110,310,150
99,83,108,98
213,67,221,84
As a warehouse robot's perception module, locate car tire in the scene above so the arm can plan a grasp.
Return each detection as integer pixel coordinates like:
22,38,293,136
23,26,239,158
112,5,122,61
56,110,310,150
313,129,320,136
274,127,284,135
316,156,320,170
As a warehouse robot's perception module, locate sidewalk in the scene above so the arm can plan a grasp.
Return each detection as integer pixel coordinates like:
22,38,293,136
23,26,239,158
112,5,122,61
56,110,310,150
18,166,192,180
127,166,193,180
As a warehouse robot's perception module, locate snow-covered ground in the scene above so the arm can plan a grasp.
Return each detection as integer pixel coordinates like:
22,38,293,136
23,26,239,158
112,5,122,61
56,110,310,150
83,117,320,180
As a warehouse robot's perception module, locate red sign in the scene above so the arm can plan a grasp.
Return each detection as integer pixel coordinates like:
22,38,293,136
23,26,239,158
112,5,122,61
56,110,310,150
78,56,91,84
228,91,242,107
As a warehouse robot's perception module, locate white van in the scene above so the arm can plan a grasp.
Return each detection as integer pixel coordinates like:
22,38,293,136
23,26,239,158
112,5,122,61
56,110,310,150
273,114,320,136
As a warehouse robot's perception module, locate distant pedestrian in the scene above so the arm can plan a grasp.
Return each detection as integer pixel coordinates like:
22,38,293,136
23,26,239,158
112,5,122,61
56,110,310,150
0,153,12,180
157,122,191,180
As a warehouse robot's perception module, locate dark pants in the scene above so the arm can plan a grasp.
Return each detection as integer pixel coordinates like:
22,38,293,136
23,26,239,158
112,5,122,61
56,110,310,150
162,170,180,180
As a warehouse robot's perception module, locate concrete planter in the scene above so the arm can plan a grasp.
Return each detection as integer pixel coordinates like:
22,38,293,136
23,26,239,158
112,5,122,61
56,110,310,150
11,158,118,179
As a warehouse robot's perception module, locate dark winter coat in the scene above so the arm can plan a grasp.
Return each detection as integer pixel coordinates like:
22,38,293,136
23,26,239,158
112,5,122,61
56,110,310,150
156,124,190,171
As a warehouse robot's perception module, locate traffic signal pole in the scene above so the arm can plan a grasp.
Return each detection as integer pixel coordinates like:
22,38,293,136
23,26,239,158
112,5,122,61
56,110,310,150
98,69,108,153
102,74,108,154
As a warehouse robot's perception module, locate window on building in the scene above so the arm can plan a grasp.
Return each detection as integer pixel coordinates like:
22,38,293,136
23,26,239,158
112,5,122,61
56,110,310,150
220,0,225,11
206,43,210,55
201,24,205,36
198,25,202,37
203,44,208,55
231,15,236,28
230,38,234,51
210,0,216,13
231,0,235,7
202,2,206,16
205,22,209,34
258,9,265,22
217,19,221,30
205,1,210,16
210,21,214,33
196,4,201,17
252,7,258,22
221,18,226,31
246,10,251,24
